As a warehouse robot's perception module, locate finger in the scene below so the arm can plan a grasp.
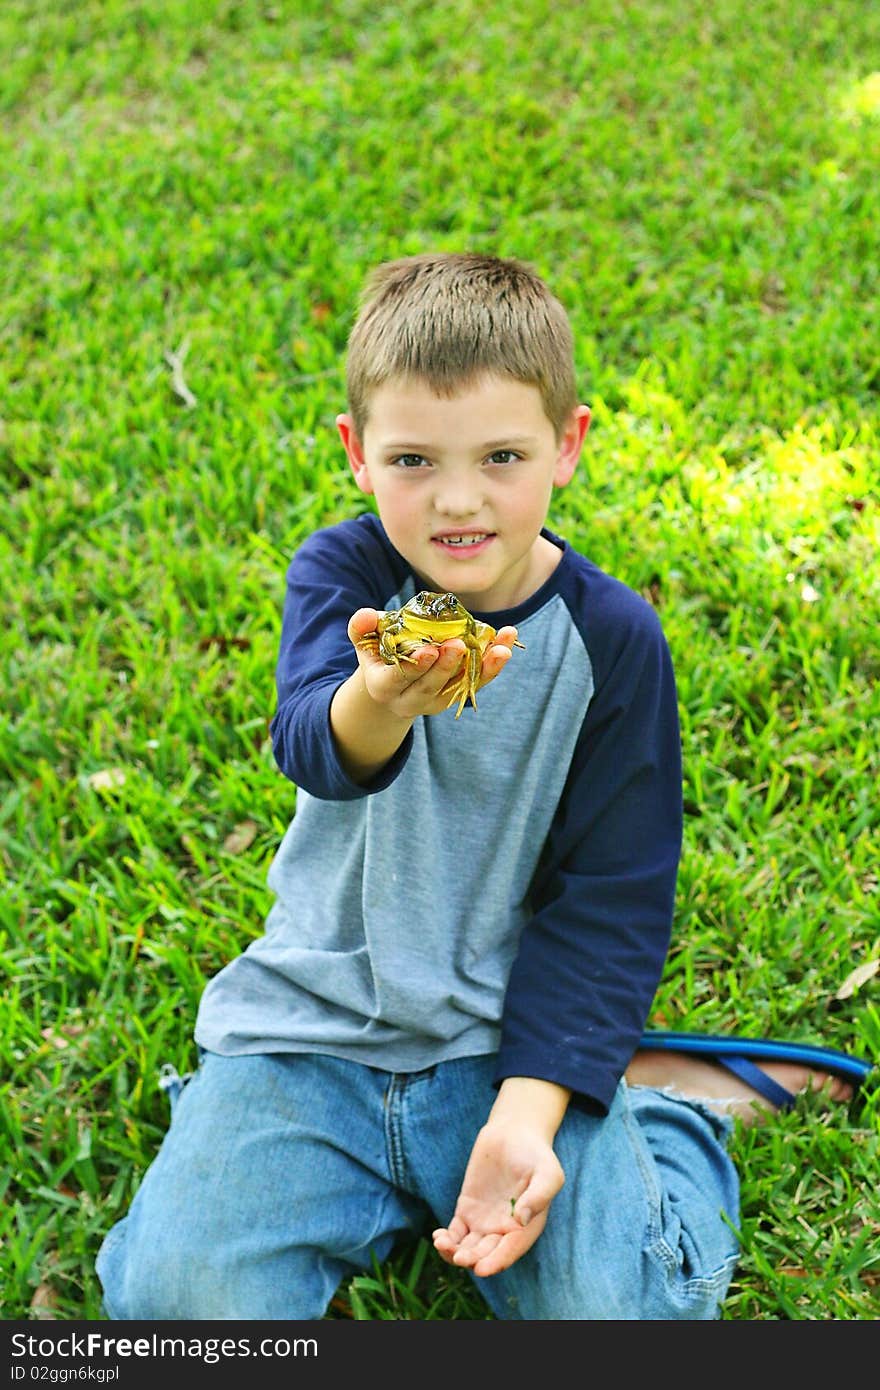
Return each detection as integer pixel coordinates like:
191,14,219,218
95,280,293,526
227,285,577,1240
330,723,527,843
436,638,467,667
347,608,381,643
431,1213,468,1250
432,1218,469,1263
477,626,522,686
492,625,520,651
431,1233,456,1265
483,643,513,674
470,1231,531,1277
475,643,513,690
451,1232,503,1268
431,1225,455,1249
414,639,466,693
408,644,441,675
471,1215,548,1277
379,637,452,680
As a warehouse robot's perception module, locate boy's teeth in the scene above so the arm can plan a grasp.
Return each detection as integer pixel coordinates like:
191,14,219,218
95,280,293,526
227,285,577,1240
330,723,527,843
443,534,487,546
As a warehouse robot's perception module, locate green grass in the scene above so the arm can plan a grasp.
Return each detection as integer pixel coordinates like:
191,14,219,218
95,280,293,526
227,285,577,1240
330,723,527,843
2,0,879,1321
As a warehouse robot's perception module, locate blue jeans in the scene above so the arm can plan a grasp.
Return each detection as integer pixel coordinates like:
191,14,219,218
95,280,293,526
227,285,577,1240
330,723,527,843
96,1051,740,1320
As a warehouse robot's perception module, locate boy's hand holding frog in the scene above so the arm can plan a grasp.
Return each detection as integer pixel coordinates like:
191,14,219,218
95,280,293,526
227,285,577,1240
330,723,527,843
330,607,519,783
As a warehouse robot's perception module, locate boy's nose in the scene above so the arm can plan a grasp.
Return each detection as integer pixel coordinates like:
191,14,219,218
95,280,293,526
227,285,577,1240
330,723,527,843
433,482,484,519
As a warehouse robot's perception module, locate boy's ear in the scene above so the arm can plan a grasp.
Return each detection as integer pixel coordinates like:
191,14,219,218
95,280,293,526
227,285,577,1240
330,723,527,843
336,414,374,494
553,405,591,487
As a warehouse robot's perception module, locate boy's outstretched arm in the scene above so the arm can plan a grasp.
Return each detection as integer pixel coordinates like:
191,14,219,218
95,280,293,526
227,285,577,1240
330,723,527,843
432,1077,569,1278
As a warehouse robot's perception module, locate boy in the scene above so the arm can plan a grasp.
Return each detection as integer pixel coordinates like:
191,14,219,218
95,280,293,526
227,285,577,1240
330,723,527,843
97,253,857,1321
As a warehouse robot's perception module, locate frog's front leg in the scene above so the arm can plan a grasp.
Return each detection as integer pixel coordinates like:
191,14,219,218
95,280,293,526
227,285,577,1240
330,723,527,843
357,629,415,670
381,633,423,670
356,612,388,660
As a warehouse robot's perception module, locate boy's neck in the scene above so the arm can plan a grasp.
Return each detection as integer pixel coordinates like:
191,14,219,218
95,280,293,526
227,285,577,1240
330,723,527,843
524,532,565,599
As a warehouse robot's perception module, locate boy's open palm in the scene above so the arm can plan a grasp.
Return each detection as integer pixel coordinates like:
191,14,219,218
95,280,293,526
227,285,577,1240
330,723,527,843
432,1120,565,1278
347,608,519,719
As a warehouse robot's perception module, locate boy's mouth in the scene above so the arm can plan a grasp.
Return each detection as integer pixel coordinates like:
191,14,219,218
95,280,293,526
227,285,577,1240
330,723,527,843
431,531,494,552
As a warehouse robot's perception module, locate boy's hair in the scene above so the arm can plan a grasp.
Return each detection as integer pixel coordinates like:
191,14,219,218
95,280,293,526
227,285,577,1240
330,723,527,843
345,253,578,439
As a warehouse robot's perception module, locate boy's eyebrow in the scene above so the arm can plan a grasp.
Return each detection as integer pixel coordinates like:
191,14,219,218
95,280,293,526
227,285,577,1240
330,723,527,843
478,435,539,450
380,434,540,451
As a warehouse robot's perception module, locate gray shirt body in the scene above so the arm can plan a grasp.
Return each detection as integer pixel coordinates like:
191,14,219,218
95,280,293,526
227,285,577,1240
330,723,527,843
196,576,592,1070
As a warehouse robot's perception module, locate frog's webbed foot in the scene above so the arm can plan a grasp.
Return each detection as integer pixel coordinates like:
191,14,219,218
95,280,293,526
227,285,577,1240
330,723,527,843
464,642,483,712
440,642,483,718
443,677,472,719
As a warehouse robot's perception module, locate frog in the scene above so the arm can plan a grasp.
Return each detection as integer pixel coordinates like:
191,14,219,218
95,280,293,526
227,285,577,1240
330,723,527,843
357,590,524,718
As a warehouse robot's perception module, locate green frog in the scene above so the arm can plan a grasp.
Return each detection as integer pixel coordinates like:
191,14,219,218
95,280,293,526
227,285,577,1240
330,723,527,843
358,590,524,718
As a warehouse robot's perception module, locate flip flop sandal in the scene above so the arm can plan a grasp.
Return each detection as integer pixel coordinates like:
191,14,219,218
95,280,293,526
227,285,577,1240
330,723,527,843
639,1032,874,1110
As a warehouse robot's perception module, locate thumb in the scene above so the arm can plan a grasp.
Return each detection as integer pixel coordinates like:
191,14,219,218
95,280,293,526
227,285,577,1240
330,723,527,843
513,1169,564,1227
348,608,381,644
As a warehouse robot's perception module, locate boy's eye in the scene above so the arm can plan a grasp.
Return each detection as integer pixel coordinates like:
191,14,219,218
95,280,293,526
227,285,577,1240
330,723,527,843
486,450,521,465
391,454,430,469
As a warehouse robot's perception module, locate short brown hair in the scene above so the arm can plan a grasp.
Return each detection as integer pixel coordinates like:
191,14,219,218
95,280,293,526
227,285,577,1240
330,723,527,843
345,253,578,439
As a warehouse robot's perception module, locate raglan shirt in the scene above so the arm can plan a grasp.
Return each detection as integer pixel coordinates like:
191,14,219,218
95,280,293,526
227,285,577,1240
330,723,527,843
194,513,683,1115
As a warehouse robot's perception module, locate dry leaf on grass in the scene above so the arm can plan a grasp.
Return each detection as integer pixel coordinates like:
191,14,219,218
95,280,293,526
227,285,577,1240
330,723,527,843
197,635,251,653
834,958,880,1001
30,1283,60,1319
164,338,197,408
223,819,258,854
40,1023,85,1049
87,768,127,791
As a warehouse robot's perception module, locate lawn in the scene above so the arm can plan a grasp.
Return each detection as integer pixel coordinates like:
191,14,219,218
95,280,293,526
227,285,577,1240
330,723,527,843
2,0,879,1321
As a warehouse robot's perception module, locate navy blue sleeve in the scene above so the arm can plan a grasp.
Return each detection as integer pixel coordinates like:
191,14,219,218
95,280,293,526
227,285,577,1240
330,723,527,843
269,517,414,800
493,586,682,1115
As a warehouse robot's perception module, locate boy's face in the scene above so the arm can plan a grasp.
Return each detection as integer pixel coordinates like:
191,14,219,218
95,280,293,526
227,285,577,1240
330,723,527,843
336,375,590,612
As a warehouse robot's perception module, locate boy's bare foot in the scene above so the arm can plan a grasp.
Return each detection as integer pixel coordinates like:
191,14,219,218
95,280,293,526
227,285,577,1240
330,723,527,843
626,1050,853,1125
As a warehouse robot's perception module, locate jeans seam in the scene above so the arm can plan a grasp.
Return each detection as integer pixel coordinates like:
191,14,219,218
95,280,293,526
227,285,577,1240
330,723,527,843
383,1075,409,1189
621,1094,665,1253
